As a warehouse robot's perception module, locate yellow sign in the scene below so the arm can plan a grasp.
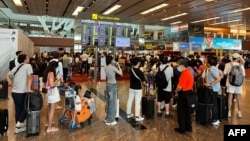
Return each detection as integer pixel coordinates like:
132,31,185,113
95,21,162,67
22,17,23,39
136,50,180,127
146,43,152,49
92,14,98,20
91,14,120,21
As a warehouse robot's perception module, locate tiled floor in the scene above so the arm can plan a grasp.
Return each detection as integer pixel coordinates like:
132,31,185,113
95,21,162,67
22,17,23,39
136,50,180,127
1,75,250,141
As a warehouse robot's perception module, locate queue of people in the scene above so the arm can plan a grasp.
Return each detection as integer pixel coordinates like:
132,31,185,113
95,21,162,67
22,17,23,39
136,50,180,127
3,49,246,135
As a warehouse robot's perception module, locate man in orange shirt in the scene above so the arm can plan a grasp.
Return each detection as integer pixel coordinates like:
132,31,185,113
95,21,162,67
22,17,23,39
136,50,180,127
174,59,194,134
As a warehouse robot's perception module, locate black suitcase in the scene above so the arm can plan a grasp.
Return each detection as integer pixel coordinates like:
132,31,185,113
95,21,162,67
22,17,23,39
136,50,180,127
0,109,8,136
141,95,155,119
0,80,8,99
26,110,40,135
196,103,212,126
217,95,228,119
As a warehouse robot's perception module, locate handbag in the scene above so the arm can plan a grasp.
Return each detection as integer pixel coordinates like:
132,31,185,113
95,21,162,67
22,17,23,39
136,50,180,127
87,98,97,114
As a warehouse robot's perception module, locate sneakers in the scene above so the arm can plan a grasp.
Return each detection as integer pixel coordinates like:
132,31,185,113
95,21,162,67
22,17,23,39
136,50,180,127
157,112,162,117
228,111,231,118
172,104,177,108
16,121,25,128
135,117,144,122
105,121,117,126
165,114,173,119
237,111,242,118
212,120,220,126
127,114,134,119
15,127,26,134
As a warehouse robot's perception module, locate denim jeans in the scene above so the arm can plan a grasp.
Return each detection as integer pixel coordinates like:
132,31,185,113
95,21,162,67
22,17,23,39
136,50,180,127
105,83,117,123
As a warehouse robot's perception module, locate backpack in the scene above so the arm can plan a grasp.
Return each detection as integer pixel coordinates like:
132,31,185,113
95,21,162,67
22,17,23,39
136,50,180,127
9,59,15,70
229,63,244,86
155,65,168,89
25,91,43,111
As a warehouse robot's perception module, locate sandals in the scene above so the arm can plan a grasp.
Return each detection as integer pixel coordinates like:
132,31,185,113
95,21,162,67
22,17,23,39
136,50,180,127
44,121,55,127
46,127,59,133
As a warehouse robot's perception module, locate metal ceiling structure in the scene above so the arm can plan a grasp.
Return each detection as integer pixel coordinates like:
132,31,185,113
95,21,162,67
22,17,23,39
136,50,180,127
1,0,250,29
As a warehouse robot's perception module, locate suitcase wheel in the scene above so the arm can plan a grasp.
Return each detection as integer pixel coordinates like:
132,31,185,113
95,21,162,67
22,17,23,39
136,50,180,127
69,122,77,131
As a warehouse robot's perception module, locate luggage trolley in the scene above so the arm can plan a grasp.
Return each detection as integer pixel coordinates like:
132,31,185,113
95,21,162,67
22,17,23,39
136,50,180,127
58,89,91,131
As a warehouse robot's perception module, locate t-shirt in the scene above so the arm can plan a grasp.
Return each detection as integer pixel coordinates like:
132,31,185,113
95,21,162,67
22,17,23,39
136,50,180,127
50,58,63,84
178,68,194,91
62,56,70,68
130,68,145,90
202,66,220,92
8,63,33,93
172,66,181,89
104,66,118,84
75,95,82,111
157,64,173,92
81,54,89,62
224,61,245,87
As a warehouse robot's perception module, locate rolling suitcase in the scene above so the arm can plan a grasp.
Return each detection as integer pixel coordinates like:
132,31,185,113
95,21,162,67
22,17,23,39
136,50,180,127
141,86,155,119
196,87,212,126
26,91,40,135
26,110,40,135
217,95,228,119
0,80,8,99
0,109,8,136
196,103,212,126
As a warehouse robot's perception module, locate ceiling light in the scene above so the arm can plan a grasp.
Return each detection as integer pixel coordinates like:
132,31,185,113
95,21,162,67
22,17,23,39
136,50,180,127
170,21,182,25
210,19,240,25
228,7,250,13
103,5,121,15
140,3,168,14
191,17,220,23
230,24,243,27
205,0,215,2
161,13,188,21
13,0,23,6
72,6,84,16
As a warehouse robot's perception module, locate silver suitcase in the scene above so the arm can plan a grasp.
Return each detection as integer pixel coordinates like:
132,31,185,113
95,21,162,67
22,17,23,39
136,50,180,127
27,110,40,135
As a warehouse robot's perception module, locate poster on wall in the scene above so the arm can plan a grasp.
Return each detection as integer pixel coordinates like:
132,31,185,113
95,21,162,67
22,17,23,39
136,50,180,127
205,38,242,50
192,43,202,51
0,28,18,79
189,37,242,50
179,42,189,51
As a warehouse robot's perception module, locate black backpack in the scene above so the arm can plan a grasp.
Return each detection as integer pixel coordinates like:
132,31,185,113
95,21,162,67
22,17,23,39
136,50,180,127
25,91,43,111
155,65,168,89
9,59,15,70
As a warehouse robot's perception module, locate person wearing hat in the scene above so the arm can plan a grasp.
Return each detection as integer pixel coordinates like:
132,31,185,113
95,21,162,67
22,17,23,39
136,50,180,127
224,53,245,118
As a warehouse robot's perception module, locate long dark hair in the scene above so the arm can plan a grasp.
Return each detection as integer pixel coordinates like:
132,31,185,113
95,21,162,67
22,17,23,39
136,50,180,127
42,61,58,83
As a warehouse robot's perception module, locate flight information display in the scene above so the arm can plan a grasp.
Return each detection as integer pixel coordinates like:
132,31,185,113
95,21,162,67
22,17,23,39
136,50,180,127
82,21,131,46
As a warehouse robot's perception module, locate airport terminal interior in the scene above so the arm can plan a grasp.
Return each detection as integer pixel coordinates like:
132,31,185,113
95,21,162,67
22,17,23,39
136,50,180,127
1,0,250,141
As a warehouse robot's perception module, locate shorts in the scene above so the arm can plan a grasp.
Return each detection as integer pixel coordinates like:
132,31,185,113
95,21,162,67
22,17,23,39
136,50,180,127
157,89,172,103
47,87,61,104
227,85,243,94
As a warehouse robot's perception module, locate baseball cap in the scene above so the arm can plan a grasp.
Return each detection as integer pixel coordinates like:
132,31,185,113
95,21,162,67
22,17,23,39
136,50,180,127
232,53,240,59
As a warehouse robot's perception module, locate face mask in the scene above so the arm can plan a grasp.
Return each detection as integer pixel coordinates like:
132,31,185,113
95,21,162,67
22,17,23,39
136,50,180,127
177,66,182,72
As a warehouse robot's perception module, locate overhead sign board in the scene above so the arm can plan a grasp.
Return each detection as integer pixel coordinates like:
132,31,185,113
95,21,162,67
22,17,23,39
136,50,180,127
78,13,131,23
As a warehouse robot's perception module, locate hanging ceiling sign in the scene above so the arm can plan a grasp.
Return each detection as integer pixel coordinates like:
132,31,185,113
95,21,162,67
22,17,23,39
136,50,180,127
78,13,131,23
